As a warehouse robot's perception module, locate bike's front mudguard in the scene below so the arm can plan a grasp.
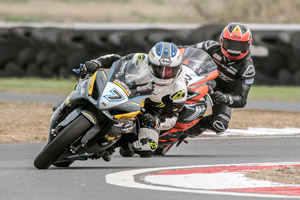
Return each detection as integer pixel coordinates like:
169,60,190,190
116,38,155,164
47,108,97,144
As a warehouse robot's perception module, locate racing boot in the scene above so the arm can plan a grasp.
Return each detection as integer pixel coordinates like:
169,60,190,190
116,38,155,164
119,143,135,157
102,147,115,162
133,128,159,158
185,116,211,137
117,133,138,157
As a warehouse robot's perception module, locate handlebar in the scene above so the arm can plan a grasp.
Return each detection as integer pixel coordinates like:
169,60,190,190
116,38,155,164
72,64,93,75
208,85,214,95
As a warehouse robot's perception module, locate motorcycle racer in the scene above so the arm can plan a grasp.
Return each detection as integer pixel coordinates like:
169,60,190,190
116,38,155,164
82,42,187,157
182,22,255,136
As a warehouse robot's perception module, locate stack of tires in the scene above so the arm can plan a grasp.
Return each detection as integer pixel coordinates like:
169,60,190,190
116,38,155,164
0,24,299,85
0,26,191,78
251,29,300,85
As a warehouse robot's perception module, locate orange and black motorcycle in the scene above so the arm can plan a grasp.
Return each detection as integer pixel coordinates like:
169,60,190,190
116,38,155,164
155,47,218,155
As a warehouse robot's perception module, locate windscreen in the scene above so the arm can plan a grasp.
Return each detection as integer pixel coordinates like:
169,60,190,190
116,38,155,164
181,47,217,76
105,58,153,86
124,59,153,86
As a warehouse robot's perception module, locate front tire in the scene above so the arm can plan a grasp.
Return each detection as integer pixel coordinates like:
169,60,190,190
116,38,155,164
119,147,134,157
34,115,92,169
53,161,74,168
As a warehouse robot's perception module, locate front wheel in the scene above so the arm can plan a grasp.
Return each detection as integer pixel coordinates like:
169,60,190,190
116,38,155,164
53,161,74,168
34,115,92,169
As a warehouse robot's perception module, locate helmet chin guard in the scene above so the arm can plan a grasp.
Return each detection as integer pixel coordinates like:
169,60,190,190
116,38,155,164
152,76,174,86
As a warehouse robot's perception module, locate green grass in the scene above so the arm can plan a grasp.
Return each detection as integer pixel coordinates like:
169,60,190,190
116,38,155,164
0,78,76,95
248,86,300,102
0,14,61,23
0,78,300,102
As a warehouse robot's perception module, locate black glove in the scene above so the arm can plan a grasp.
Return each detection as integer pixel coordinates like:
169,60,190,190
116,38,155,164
140,113,159,128
211,91,231,105
84,60,101,74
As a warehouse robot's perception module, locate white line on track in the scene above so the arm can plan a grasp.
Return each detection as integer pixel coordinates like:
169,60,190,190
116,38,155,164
106,162,300,199
203,128,300,137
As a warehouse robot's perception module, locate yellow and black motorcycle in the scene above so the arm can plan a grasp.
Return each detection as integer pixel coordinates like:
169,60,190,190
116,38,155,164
34,58,153,169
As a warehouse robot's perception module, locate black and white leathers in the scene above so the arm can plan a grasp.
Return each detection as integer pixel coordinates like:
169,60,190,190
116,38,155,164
92,53,187,131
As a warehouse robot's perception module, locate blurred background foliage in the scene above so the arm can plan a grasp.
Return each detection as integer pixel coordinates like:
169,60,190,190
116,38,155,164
0,0,299,24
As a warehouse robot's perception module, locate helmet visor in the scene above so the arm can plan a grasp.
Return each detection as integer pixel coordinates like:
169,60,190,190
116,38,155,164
151,64,180,79
221,38,250,53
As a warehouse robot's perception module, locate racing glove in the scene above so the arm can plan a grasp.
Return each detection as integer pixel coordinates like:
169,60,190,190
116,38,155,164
84,60,101,74
211,91,233,105
140,113,160,128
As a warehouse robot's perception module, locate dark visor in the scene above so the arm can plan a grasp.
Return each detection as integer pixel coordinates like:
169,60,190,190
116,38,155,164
221,38,250,52
151,64,180,79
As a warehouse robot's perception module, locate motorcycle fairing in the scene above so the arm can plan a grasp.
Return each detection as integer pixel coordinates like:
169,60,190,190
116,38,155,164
180,48,219,104
88,71,98,96
97,57,153,120
100,82,128,109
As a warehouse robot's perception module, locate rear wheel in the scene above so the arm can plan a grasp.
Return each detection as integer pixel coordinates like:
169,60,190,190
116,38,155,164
34,115,92,169
153,148,165,155
154,144,174,155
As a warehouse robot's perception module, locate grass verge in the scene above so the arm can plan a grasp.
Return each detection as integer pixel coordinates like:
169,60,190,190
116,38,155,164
1,78,300,102
0,78,75,95
248,86,300,102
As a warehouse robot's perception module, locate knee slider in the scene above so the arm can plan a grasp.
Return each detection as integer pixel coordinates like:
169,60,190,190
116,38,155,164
210,114,230,133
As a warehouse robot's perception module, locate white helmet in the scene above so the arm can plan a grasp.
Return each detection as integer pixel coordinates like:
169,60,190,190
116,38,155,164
148,42,182,85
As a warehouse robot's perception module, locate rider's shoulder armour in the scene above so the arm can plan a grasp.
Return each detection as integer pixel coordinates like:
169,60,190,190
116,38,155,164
129,53,148,65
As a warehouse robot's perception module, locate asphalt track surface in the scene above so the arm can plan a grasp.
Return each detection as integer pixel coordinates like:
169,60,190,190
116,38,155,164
1,93,300,200
1,136,300,200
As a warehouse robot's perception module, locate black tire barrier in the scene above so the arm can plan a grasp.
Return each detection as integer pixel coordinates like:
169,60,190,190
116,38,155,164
254,70,278,85
262,50,287,77
188,24,224,44
3,61,25,77
27,63,40,77
294,70,300,85
83,29,118,52
278,69,295,85
0,24,299,85
9,26,34,48
17,47,36,67
0,49,18,71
